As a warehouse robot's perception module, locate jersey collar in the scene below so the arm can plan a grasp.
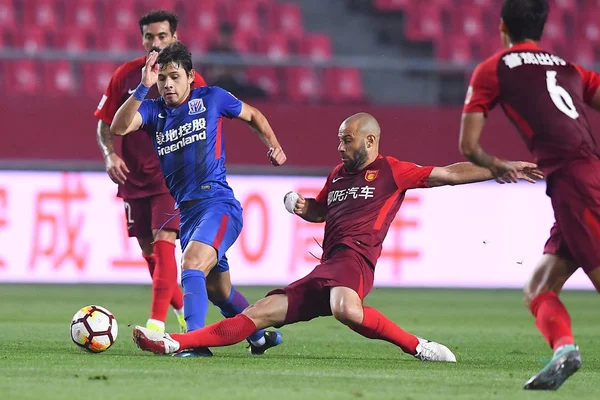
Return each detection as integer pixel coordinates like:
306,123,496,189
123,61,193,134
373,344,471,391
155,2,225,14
509,41,540,51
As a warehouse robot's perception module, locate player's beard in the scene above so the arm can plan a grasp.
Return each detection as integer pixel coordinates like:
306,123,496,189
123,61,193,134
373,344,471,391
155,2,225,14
343,144,368,172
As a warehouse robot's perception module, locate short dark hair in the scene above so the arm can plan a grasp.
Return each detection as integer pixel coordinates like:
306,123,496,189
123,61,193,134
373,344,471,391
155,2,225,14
138,10,178,35
501,0,549,42
157,41,193,76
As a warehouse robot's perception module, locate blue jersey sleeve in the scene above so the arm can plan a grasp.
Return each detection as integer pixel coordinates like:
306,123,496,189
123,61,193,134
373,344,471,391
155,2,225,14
212,87,243,118
138,99,158,129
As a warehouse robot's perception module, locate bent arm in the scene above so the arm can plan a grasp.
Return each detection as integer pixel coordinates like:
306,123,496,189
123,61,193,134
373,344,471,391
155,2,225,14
110,95,144,136
458,112,499,168
237,102,282,150
299,198,328,223
96,120,115,158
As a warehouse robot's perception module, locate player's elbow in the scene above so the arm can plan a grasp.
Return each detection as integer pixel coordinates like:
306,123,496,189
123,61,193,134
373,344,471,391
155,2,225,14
459,140,477,160
110,121,127,136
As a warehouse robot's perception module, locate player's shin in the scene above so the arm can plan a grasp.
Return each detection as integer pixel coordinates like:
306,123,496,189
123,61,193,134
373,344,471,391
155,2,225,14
350,306,419,355
170,314,257,349
149,241,178,325
530,292,574,350
181,269,209,332
212,287,267,346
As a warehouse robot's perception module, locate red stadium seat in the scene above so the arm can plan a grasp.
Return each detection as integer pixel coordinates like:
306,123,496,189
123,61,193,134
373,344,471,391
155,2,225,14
43,61,77,94
322,67,364,103
571,41,596,67
188,3,220,36
451,8,484,39
269,3,304,38
103,0,137,31
578,10,600,42
284,67,320,102
232,29,259,53
177,28,210,54
81,62,117,96
63,0,99,30
23,0,59,28
0,0,17,29
231,2,261,36
299,33,332,62
405,5,443,41
245,66,280,97
6,60,39,93
16,28,49,53
552,0,578,14
435,36,473,64
93,30,137,52
256,34,290,61
543,10,567,41
54,27,92,54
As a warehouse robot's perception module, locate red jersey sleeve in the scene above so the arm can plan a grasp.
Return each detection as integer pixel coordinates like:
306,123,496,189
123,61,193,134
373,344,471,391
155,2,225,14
574,64,600,105
94,66,123,125
387,157,434,190
193,73,207,88
315,165,342,204
463,57,500,116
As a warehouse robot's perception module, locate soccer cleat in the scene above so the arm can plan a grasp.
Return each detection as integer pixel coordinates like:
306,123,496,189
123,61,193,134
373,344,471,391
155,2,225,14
176,314,187,333
132,325,180,355
248,330,282,355
172,347,213,358
414,338,457,362
523,344,582,390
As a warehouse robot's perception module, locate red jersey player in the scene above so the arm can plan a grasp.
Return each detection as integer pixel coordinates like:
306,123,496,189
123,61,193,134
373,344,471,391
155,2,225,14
459,0,600,391
131,112,541,360
95,10,206,333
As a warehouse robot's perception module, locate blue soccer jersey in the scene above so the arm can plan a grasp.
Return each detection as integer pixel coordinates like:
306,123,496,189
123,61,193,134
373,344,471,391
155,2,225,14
138,86,242,208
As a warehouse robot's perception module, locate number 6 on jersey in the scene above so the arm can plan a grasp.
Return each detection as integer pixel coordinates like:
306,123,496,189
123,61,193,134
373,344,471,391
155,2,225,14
546,70,579,120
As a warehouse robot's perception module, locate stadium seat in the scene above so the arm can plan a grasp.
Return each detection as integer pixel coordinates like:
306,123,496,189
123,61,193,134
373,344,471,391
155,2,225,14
256,34,290,60
187,2,220,36
450,7,484,39
93,30,137,52
284,67,320,102
553,0,578,14
6,60,39,93
405,5,443,41
43,61,77,94
435,35,473,64
54,27,92,54
232,29,258,53
322,67,364,103
231,2,261,36
177,27,210,54
17,28,49,53
298,33,332,62
543,9,567,41
578,10,600,42
23,0,59,28
63,0,99,30
80,62,117,96
571,41,596,67
103,0,137,31
0,0,17,29
269,3,304,38
245,66,280,97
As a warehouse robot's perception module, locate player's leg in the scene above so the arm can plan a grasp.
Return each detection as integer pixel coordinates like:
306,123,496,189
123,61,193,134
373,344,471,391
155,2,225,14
132,293,289,354
206,266,281,354
329,286,456,362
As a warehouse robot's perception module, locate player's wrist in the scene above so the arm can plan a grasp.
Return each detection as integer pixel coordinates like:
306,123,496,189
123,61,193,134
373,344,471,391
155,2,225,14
103,150,115,159
133,82,151,101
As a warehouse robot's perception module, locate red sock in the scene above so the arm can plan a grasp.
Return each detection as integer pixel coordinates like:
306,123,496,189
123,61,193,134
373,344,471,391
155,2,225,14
171,285,184,311
150,240,178,322
171,314,256,349
530,292,574,350
143,254,156,277
350,306,419,355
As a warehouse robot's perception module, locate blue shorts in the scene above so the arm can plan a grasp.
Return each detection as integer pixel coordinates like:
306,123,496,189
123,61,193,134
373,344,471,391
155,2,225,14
179,198,243,273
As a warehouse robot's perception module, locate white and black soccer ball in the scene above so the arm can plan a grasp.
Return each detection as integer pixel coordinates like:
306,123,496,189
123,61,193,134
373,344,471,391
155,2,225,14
70,305,118,353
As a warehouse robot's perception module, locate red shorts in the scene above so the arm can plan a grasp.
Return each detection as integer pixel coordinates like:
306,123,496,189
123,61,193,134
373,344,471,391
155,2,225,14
544,158,600,274
122,193,180,238
267,247,374,326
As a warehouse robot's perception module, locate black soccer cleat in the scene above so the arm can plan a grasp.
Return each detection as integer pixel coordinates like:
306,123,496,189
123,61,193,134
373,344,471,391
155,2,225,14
248,330,282,355
172,347,214,358
523,345,582,391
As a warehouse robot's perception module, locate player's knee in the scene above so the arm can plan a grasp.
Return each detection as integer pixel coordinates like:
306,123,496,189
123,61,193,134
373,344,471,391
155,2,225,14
331,303,363,326
153,229,177,243
181,256,215,273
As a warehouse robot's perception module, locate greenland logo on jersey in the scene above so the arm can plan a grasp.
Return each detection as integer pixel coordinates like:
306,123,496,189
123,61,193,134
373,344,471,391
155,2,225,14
188,98,206,115
365,170,379,182
327,186,375,206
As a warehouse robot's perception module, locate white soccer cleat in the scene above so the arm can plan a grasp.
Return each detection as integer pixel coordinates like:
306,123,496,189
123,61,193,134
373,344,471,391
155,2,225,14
414,338,457,362
132,325,180,355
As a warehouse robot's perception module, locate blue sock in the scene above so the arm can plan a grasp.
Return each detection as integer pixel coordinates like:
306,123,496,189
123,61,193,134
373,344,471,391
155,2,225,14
181,269,209,333
213,287,265,343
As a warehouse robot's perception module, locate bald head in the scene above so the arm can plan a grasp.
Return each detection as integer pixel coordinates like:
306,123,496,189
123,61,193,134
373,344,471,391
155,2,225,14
338,112,381,171
340,112,381,140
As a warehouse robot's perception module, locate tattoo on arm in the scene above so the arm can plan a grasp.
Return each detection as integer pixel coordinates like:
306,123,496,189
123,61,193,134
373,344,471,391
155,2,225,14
97,120,114,158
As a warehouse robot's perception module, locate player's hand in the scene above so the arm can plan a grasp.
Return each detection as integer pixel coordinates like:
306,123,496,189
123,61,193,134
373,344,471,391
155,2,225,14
510,161,544,183
105,153,130,185
293,193,306,215
267,147,287,166
141,51,159,88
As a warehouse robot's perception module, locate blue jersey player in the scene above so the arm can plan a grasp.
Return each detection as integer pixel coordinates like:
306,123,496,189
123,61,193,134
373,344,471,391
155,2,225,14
111,41,287,357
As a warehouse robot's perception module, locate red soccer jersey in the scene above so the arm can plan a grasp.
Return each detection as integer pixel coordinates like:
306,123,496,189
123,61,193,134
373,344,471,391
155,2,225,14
94,56,207,199
463,42,600,176
315,155,434,268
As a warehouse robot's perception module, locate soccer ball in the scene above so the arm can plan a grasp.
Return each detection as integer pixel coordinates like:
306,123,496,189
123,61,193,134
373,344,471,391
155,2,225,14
70,305,118,353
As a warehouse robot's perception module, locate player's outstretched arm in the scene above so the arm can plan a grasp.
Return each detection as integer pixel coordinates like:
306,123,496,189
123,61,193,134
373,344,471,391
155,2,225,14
284,192,327,223
237,103,287,166
427,161,543,187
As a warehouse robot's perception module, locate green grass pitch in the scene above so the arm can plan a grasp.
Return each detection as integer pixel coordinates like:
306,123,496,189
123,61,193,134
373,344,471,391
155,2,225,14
0,284,598,400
